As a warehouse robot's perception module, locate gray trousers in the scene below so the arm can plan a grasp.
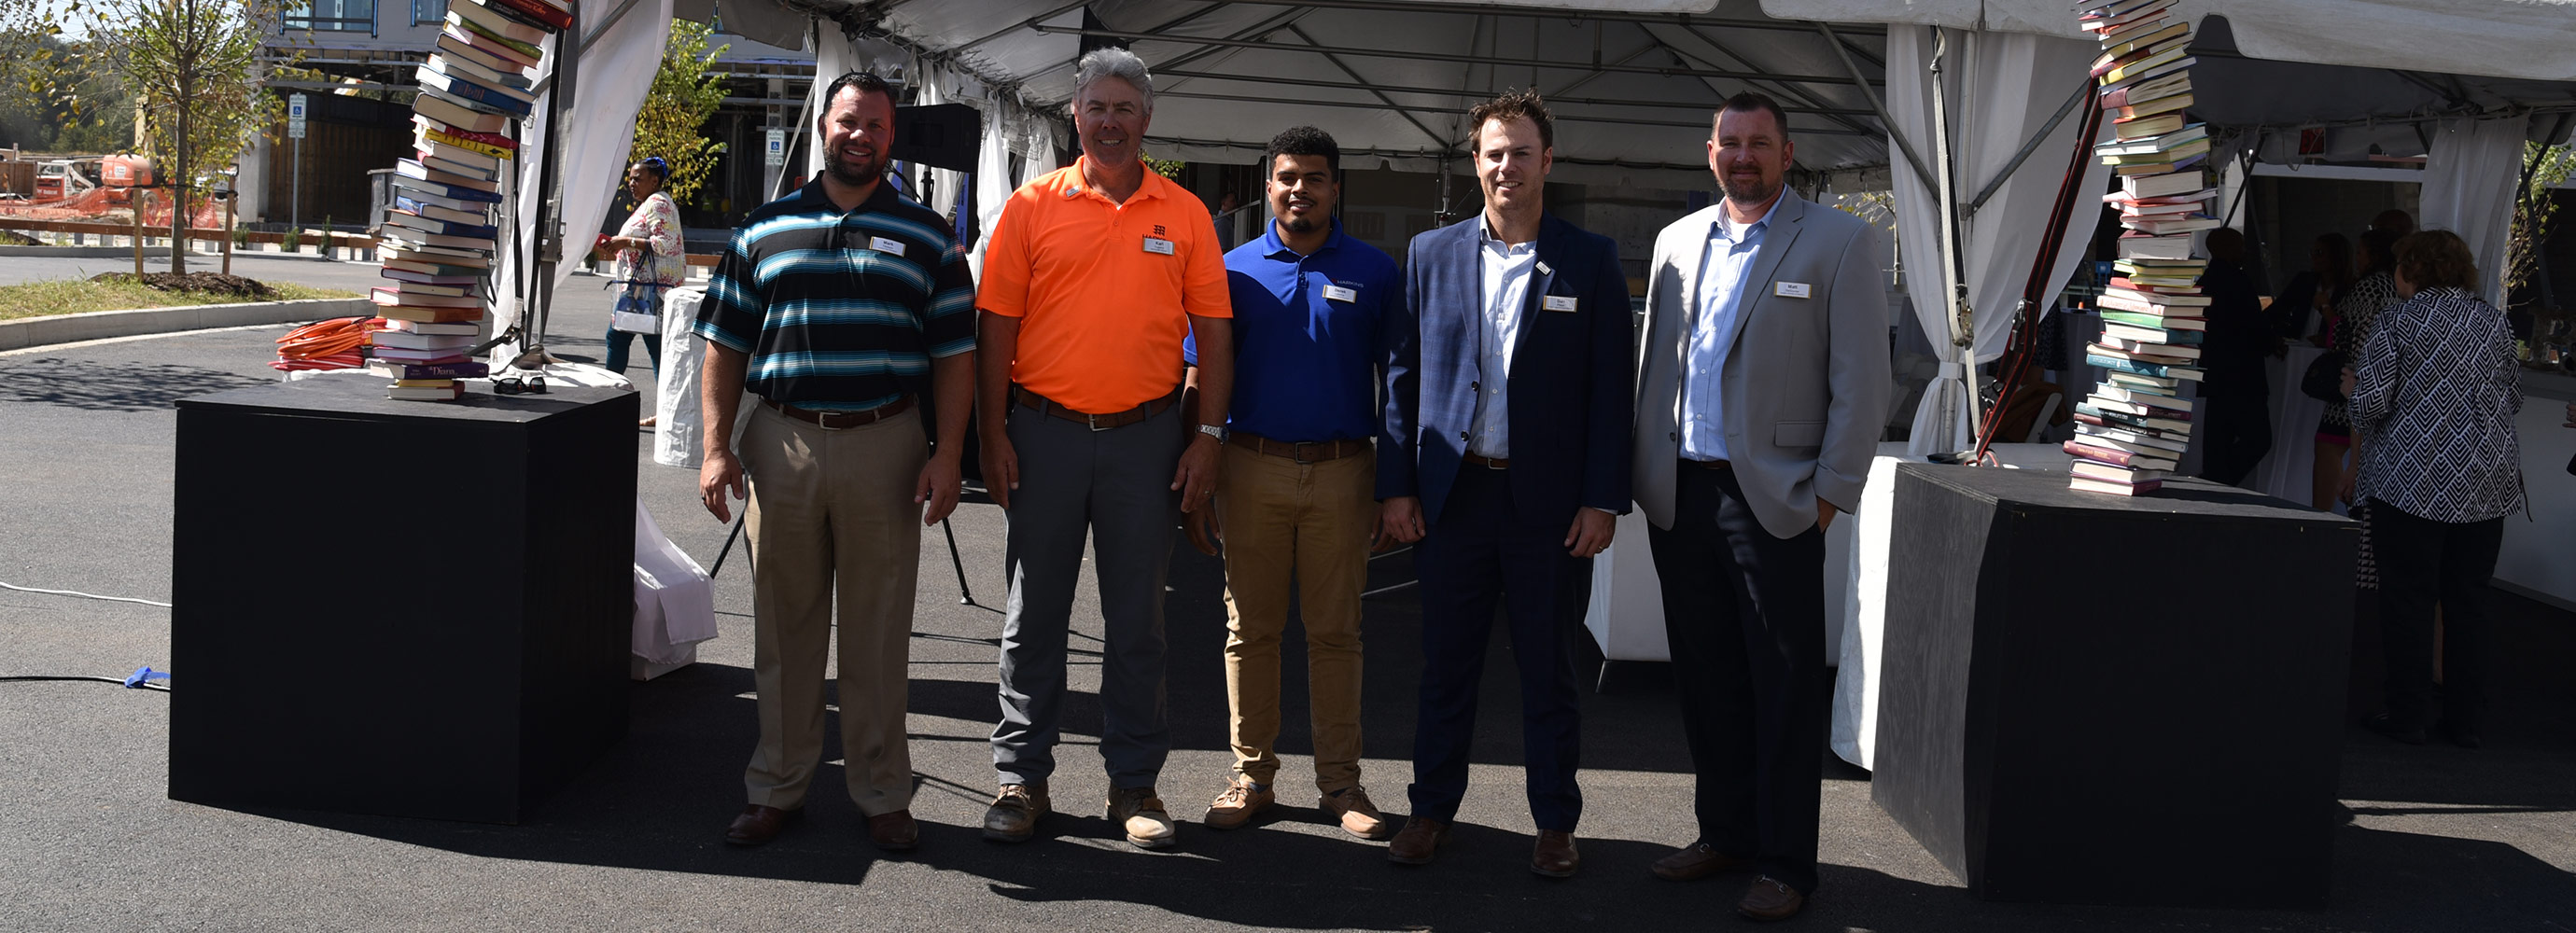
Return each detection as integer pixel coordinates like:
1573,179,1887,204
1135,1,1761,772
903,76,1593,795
991,397,1185,787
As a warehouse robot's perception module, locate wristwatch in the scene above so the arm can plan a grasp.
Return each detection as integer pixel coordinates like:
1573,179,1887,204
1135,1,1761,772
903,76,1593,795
1197,423,1227,442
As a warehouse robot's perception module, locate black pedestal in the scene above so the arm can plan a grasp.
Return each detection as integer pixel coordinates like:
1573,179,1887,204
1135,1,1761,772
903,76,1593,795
169,377,636,824
1871,463,2356,908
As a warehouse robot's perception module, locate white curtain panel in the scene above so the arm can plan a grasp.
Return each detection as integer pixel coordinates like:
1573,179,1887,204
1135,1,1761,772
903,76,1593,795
2419,116,2529,305
490,0,677,353
1885,24,2113,455
805,26,861,185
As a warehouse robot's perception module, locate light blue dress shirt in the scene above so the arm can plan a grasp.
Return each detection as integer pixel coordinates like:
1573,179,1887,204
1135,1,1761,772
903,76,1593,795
1679,195,1784,461
1470,215,1538,459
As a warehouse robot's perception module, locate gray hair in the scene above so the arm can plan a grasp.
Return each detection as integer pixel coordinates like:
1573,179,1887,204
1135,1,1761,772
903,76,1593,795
1071,47,1154,113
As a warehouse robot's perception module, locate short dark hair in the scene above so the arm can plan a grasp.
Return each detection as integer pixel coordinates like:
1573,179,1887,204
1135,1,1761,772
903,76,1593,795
2394,229,2479,292
1715,92,1791,140
2203,226,2247,266
1263,125,1340,174
1468,88,1553,152
2359,227,2400,273
820,71,897,115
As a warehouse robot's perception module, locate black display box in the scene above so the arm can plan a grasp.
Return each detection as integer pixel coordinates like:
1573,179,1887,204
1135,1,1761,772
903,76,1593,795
1871,462,2357,908
168,377,636,824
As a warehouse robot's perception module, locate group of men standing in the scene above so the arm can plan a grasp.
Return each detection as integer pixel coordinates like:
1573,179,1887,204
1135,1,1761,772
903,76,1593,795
690,48,1886,923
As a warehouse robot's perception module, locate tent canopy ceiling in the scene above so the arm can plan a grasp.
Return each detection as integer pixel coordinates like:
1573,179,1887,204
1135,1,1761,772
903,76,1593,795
790,0,2574,186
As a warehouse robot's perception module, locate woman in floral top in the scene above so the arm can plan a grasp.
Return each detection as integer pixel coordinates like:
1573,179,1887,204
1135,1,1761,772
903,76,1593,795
605,157,686,421
2340,230,2524,749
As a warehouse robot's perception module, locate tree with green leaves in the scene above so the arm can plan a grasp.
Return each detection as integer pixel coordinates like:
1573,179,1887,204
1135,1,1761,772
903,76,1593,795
19,0,287,272
630,18,728,206
2507,140,2576,305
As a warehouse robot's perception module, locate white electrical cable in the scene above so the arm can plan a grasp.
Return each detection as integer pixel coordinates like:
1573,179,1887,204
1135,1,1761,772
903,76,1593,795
0,581,173,608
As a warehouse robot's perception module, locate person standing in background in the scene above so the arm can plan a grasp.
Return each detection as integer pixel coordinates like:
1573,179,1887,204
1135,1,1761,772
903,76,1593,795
2195,228,2274,487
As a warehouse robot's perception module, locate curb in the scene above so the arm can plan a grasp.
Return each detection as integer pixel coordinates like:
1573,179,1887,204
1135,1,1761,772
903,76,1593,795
0,298,373,352
0,246,140,258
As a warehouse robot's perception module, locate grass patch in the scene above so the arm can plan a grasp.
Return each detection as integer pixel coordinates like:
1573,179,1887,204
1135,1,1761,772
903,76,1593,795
0,277,357,321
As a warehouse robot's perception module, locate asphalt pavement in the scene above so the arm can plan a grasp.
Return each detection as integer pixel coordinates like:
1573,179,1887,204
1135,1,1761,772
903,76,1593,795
0,260,2570,932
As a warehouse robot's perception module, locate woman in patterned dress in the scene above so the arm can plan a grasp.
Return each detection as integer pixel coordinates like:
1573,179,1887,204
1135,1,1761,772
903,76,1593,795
604,157,686,426
2340,230,2524,748
2313,228,2401,510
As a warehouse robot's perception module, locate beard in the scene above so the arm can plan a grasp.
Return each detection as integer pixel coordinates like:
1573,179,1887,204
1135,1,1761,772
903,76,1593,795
1281,214,1320,235
1717,170,1777,205
827,149,885,188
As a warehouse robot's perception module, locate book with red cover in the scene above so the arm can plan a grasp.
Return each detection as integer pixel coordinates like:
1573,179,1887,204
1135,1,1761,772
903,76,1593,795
376,318,482,336
371,359,491,380
373,305,486,324
2064,439,2177,469
486,0,572,32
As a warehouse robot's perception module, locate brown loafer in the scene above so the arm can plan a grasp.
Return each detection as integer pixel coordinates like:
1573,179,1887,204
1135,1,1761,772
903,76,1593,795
1738,875,1807,922
1652,841,1757,882
1320,786,1389,840
724,804,800,846
866,809,918,852
1386,815,1449,865
1530,829,1580,878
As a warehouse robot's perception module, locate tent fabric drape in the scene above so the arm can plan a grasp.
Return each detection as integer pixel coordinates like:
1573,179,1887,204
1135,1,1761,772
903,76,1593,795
490,0,676,353
1883,23,2111,455
2419,116,2530,305
804,26,861,187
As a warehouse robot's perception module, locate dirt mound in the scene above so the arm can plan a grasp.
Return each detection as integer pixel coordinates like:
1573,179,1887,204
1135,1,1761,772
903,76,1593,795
89,272,274,299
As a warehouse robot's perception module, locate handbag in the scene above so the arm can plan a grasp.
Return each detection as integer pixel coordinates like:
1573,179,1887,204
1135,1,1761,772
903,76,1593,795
2300,350,2345,403
612,310,661,334
609,281,663,334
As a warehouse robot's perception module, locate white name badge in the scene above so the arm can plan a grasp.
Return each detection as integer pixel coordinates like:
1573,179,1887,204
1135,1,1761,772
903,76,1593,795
1542,295,1579,313
1323,285,1359,303
868,236,905,257
1775,281,1813,299
1142,236,1176,256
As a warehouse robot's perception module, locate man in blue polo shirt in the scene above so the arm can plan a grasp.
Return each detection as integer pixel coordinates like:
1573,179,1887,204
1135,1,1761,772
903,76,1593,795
1184,126,1402,839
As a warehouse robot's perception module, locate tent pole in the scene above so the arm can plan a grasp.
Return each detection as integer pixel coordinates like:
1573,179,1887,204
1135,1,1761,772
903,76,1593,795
524,1,581,359
1818,22,1938,208
1966,77,2092,214
1926,26,1981,451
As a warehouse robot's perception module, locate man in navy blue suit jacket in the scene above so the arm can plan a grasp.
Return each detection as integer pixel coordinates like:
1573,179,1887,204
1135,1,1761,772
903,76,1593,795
1375,90,1633,879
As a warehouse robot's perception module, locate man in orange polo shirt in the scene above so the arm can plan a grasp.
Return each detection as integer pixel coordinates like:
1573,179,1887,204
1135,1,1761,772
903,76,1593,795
974,46,1235,851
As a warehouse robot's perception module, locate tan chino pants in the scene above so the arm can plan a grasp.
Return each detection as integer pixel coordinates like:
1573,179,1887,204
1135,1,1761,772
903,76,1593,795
1216,443,1376,793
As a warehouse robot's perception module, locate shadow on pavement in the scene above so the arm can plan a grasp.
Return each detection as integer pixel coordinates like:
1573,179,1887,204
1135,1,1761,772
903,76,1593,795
0,356,270,411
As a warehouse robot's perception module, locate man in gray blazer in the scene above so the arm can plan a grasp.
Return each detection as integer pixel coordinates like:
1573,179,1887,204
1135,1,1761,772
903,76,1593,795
1629,92,1888,922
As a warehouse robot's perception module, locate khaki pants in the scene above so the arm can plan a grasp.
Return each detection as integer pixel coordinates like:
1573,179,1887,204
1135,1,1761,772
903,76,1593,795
739,402,926,815
1217,443,1375,793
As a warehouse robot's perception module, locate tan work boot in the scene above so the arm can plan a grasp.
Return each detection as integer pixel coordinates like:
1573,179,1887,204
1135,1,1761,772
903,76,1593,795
982,783,1050,843
1109,786,1178,849
1319,786,1389,839
1203,776,1273,830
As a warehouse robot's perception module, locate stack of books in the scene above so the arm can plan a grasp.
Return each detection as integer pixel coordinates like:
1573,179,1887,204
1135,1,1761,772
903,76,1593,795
369,0,570,400
2068,0,2211,495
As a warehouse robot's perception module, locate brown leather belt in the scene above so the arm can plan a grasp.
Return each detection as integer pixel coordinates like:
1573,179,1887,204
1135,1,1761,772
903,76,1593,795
763,395,914,429
1230,432,1368,463
1014,384,1181,431
1463,453,1510,469
1683,457,1733,470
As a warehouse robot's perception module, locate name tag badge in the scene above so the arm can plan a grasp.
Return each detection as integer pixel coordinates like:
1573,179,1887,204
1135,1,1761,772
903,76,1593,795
1142,236,1176,256
1775,281,1813,299
1542,295,1579,313
868,236,906,257
1323,285,1359,303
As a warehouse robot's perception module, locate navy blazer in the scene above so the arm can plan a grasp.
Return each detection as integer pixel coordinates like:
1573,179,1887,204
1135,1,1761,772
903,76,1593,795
1378,212,1634,526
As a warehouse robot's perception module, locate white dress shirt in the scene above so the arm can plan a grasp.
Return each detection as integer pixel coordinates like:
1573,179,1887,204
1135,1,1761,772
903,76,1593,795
1470,214,1539,459
1679,194,1782,461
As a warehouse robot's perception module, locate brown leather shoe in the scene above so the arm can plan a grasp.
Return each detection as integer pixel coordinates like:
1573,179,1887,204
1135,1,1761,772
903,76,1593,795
1203,776,1273,830
1652,842,1757,882
1530,829,1580,878
723,804,800,846
1738,875,1808,922
866,810,919,852
982,783,1050,843
1386,815,1449,865
1109,786,1178,849
1320,786,1389,840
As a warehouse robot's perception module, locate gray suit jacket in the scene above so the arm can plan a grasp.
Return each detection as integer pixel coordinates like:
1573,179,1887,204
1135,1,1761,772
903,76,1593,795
1631,191,1890,539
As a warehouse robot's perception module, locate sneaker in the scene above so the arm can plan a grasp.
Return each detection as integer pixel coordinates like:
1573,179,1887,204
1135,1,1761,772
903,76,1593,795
1319,786,1389,839
1109,786,1178,849
1204,776,1273,830
982,783,1050,843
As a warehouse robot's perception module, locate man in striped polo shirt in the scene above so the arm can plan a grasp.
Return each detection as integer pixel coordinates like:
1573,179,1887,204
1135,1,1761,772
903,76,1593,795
693,71,975,854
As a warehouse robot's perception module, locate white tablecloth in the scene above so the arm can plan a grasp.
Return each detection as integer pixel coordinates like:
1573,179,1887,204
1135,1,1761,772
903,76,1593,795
2247,343,2330,505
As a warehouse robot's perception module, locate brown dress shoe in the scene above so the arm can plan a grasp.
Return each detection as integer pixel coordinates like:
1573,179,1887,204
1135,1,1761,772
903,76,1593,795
866,810,918,852
723,804,800,846
1109,786,1178,849
1203,777,1273,830
1530,829,1580,878
1651,842,1757,882
1319,787,1389,840
982,783,1050,843
1386,815,1449,865
1738,875,1808,922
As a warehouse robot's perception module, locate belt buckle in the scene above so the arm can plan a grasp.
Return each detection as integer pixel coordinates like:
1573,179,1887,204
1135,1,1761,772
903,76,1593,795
1085,410,1111,432
1292,441,1316,464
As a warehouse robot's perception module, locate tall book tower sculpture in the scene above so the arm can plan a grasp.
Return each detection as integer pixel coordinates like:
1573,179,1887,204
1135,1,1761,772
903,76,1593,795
368,0,575,400
2065,0,2213,494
